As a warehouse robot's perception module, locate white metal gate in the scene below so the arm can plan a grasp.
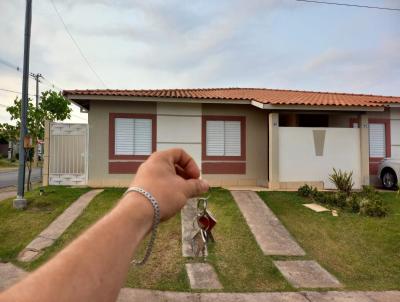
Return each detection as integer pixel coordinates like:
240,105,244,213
49,123,88,185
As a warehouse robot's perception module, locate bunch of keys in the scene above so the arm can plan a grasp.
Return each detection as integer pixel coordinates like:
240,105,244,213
191,196,217,257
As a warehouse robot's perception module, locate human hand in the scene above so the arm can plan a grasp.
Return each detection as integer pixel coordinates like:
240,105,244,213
130,148,209,221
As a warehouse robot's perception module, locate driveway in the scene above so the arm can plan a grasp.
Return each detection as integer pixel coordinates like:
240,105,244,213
0,168,41,188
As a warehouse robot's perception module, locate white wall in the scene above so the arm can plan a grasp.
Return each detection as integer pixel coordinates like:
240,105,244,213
390,108,400,159
156,103,202,168
279,127,361,189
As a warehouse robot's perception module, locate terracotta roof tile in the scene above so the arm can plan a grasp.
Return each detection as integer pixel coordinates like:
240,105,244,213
63,88,400,107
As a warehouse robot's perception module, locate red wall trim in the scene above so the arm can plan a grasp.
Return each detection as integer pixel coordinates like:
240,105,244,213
368,118,391,176
202,162,246,174
109,161,144,174
202,115,246,161
109,113,156,160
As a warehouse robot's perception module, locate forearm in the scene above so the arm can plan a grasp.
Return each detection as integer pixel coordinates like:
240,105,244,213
1,192,153,302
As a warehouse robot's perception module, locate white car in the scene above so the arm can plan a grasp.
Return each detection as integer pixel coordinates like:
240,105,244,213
378,158,400,189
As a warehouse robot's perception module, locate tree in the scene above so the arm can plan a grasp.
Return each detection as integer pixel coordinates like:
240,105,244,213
2,90,71,190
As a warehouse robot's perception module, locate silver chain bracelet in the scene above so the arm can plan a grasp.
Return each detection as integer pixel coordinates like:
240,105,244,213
124,187,161,266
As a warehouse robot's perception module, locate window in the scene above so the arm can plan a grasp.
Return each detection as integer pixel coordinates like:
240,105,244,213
115,118,152,155
369,123,386,158
206,120,241,156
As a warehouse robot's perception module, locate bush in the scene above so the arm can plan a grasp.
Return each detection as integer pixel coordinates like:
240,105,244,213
329,168,354,194
297,184,317,197
345,194,361,213
298,182,388,217
359,198,387,217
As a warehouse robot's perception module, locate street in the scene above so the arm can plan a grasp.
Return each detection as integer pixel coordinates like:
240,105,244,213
0,168,41,188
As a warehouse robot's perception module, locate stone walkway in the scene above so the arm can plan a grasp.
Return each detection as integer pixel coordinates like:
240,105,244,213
0,263,26,291
230,191,305,256
185,263,222,289
181,199,221,290
274,260,341,288
181,199,207,257
230,190,344,289
18,189,104,262
117,289,400,302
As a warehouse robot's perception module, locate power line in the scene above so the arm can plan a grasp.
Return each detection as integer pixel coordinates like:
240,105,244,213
49,0,108,88
295,0,400,11
0,87,35,96
0,58,21,72
0,57,62,92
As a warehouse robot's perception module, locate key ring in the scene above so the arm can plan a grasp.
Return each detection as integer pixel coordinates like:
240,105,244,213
197,196,209,214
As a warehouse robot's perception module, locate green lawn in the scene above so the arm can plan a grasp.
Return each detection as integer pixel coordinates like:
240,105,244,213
258,191,400,291
12,188,291,292
3,187,398,292
0,158,18,169
0,186,90,263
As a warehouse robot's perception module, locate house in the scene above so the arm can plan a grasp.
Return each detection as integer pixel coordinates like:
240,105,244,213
47,88,400,189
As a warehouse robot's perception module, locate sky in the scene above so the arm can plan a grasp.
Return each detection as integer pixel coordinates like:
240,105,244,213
0,0,399,124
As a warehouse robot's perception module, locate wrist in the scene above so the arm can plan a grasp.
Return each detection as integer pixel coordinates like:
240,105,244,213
118,192,154,235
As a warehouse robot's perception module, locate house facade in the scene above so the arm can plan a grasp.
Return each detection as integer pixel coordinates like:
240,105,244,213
52,88,400,189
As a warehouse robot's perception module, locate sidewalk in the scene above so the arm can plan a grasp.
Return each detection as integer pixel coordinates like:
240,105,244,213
1,264,398,302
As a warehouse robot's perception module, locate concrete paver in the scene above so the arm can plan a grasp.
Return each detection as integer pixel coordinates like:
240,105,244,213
185,263,222,290
230,191,305,256
274,260,342,288
304,291,375,302
365,291,400,302
303,203,330,212
181,199,207,257
0,263,27,291
18,189,104,262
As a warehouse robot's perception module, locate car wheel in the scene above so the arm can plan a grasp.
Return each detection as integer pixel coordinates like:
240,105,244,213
381,170,397,190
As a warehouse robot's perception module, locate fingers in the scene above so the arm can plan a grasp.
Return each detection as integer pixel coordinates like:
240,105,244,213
184,179,209,198
162,148,200,179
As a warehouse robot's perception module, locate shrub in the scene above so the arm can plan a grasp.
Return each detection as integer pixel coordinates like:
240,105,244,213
345,194,361,213
329,168,354,194
359,198,387,217
297,184,317,197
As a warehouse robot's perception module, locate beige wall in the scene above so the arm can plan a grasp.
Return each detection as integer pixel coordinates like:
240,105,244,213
202,104,269,186
156,103,202,167
88,100,269,187
87,100,156,187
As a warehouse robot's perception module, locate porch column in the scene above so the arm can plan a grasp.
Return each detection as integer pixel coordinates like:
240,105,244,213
268,113,280,189
360,114,370,186
42,120,50,186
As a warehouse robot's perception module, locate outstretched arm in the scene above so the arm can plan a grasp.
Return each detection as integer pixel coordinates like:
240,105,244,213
0,148,209,302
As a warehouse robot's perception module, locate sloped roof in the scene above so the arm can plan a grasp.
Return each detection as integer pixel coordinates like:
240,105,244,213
63,88,400,107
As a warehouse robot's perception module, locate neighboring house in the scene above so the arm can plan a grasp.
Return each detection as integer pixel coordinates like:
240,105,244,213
54,88,400,189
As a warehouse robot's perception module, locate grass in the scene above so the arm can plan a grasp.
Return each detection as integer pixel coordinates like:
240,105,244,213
205,188,291,292
258,191,400,291
21,188,190,291
11,187,291,292
0,158,18,169
0,186,90,263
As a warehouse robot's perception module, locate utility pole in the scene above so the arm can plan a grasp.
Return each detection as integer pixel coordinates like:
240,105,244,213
30,72,42,107
14,0,32,209
30,72,42,169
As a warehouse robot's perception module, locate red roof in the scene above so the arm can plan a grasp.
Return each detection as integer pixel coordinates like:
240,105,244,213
63,88,400,107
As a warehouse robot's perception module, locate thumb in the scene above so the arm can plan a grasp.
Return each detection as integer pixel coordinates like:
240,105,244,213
184,179,209,198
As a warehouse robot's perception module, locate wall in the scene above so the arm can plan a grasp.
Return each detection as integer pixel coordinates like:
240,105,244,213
88,100,156,187
278,127,361,189
202,104,268,186
156,103,202,167
390,108,400,159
